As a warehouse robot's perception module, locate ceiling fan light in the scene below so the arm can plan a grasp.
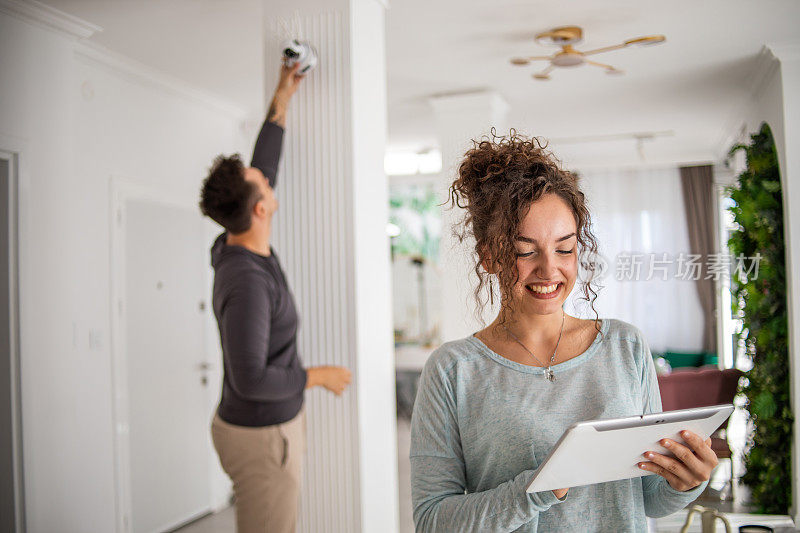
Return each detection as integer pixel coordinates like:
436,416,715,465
552,51,585,67
624,35,666,47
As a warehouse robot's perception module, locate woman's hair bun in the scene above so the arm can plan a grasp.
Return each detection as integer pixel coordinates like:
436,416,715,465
451,128,560,210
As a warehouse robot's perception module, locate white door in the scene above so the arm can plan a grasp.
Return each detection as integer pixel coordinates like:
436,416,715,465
124,198,211,533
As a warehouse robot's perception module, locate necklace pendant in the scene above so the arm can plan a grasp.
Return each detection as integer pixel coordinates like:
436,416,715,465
545,368,555,382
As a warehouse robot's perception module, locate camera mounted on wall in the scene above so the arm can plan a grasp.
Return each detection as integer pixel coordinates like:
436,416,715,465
281,39,318,74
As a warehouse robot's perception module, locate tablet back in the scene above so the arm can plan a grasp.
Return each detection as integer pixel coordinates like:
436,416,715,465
526,405,734,493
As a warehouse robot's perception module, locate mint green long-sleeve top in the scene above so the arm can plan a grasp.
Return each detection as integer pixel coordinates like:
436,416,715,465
410,318,707,532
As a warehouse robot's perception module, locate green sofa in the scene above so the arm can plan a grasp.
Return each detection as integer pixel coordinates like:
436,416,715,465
653,350,718,369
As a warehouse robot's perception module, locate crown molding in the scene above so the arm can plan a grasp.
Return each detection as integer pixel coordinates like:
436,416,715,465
749,46,781,100
0,0,101,39
767,41,800,63
713,46,780,161
74,41,249,121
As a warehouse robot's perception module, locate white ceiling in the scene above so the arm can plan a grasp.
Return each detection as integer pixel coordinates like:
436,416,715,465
385,0,800,167
41,0,800,167
42,0,265,115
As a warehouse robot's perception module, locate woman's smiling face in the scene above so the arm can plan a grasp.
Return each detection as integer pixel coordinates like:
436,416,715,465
510,193,579,314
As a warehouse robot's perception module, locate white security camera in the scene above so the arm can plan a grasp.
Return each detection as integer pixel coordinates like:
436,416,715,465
281,39,318,74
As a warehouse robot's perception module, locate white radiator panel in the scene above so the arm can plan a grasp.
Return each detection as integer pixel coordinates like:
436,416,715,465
269,11,361,533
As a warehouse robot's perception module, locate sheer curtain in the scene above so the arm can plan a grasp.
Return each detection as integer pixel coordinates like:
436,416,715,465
565,166,705,354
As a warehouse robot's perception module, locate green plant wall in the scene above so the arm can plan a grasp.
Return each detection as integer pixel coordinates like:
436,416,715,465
726,123,792,514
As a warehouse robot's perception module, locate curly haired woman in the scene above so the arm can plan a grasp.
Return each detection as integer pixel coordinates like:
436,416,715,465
409,131,715,532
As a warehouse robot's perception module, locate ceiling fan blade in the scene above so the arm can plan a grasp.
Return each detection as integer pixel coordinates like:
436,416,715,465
585,59,624,74
510,56,551,66
581,43,628,56
624,35,666,46
533,64,554,80
585,59,614,69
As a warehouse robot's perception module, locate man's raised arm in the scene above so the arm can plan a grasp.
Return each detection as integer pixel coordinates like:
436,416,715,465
251,62,304,188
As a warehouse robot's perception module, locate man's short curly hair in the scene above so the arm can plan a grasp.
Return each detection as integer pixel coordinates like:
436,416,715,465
199,154,261,234
448,129,603,335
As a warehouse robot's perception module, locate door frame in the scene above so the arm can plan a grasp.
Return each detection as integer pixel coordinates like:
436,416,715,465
109,176,211,533
0,146,25,533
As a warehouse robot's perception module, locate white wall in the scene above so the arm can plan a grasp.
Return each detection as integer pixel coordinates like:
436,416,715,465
0,8,249,531
769,44,800,525
350,1,400,530
716,43,800,521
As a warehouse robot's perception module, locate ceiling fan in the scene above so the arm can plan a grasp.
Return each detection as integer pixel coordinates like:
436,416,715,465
510,26,665,80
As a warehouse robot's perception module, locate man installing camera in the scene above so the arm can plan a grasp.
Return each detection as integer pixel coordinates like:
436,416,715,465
199,61,351,533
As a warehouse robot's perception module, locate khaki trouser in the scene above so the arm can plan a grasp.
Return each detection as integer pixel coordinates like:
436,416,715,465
211,408,306,533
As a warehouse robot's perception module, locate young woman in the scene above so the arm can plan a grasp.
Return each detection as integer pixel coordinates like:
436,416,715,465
410,132,716,532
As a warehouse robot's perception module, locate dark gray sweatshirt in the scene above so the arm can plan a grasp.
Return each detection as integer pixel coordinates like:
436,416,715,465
210,121,307,427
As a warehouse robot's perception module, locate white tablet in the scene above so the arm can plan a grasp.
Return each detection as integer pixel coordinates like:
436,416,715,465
526,404,735,493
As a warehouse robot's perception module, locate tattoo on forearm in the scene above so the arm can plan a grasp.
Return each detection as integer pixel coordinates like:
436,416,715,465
267,101,278,122
267,99,287,127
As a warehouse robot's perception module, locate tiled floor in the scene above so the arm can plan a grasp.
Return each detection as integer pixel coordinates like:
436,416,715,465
177,416,796,532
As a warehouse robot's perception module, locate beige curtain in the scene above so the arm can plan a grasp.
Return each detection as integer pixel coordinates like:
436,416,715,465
679,165,717,354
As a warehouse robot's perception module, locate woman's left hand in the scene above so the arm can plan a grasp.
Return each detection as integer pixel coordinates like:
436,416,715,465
638,430,718,492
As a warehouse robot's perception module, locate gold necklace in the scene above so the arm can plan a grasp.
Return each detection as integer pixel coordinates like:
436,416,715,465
502,309,566,383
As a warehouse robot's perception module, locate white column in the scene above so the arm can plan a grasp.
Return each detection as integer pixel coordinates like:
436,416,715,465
264,1,398,532
429,92,509,342
768,42,800,523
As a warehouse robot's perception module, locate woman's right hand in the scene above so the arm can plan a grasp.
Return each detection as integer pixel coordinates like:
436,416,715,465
552,488,569,499
306,366,352,395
